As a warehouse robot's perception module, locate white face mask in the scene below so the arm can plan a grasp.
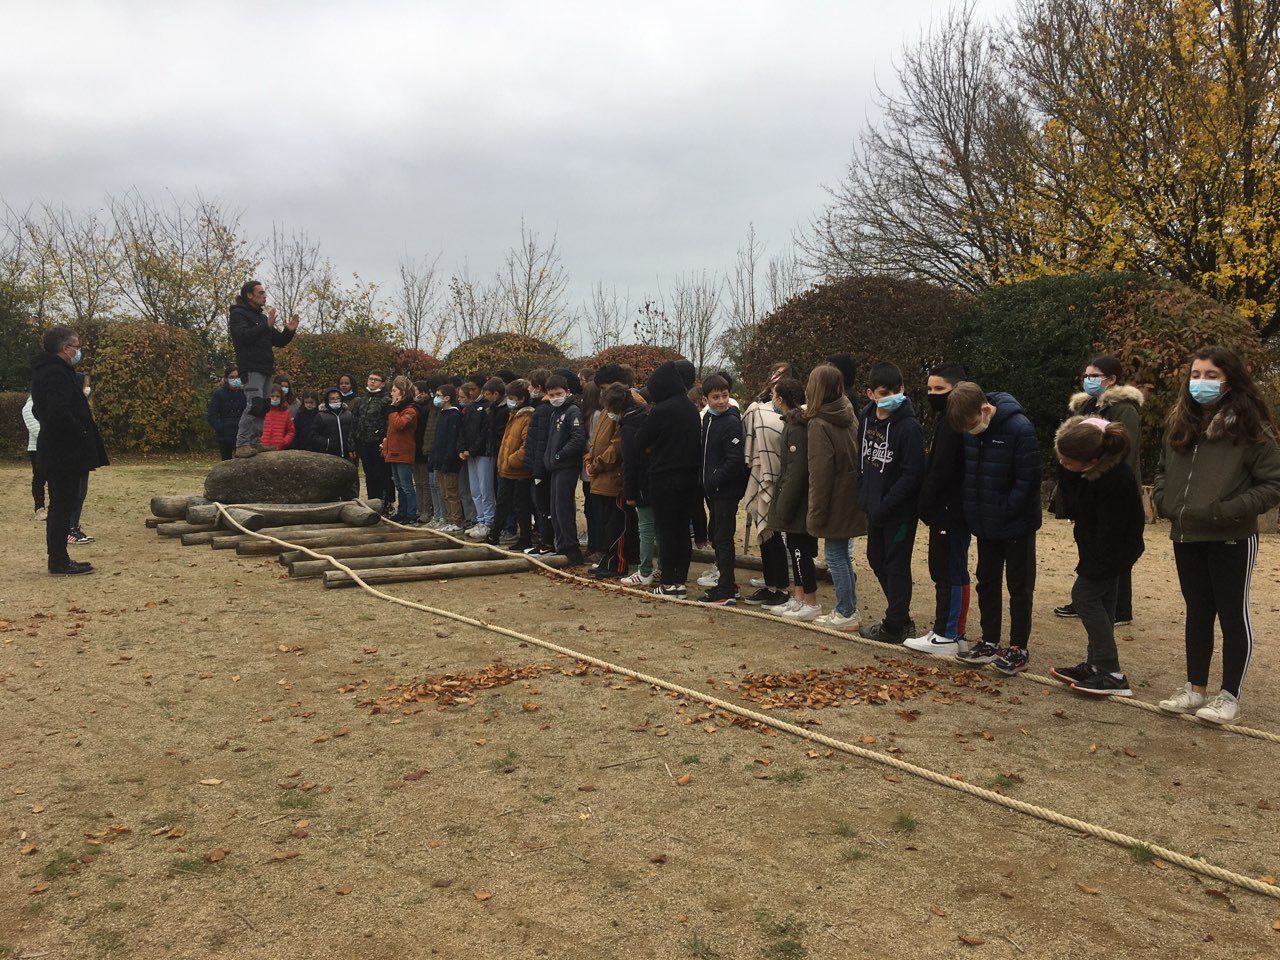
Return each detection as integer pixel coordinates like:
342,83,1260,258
968,419,989,436
607,412,620,422
549,396,567,407
328,401,342,411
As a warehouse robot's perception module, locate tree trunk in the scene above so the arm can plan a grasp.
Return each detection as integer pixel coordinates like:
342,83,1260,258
233,529,425,557
289,546,493,579
322,554,569,589
277,537,459,565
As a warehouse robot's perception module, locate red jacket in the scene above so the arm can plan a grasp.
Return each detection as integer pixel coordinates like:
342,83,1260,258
261,406,296,450
381,401,419,464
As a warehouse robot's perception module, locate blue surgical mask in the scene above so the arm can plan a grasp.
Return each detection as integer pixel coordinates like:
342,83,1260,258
506,398,518,409
71,348,82,365
1082,376,1104,397
1189,379,1223,405
270,398,281,408
875,392,906,412
771,403,783,415
433,396,444,408
228,378,242,389
707,406,725,417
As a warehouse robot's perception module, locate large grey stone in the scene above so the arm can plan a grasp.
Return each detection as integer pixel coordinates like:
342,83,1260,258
203,450,357,505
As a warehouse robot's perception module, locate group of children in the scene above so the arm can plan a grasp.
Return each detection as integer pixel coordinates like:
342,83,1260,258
202,345,1280,726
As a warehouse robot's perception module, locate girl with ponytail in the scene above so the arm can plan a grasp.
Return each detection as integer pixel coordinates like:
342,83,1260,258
1048,417,1145,696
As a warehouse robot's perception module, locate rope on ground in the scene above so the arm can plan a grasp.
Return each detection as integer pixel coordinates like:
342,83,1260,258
365,506,1280,746
215,502,1280,902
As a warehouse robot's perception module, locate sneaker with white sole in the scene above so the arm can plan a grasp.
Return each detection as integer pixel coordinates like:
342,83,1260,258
620,571,654,587
956,640,1000,665
749,576,768,589
783,602,822,622
648,584,688,599
768,598,800,616
1158,683,1208,715
696,567,720,588
814,610,861,632
466,524,490,540
903,631,969,658
1194,690,1240,724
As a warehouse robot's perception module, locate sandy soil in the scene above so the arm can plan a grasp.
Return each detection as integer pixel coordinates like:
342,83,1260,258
1,458,1278,960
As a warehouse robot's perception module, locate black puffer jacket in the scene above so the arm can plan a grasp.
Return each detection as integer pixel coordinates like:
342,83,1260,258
960,392,1042,540
205,385,246,446
313,405,355,459
700,405,747,502
634,361,701,482
1056,454,1145,580
460,398,494,458
227,302,295,376
525,397,554,480
917,407,965,528
30,352,108,476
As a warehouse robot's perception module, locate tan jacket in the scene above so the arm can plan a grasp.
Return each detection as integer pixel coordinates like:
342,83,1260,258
498,406,533,480
585,389,643,498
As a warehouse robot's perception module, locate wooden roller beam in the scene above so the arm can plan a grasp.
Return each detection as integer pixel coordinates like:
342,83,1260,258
277,536,458,565
157,521,218,538
181,522,352,547
187,499,383,529
322,554,569,588
150,495,209,519
288,546,493,579
235,529,425,557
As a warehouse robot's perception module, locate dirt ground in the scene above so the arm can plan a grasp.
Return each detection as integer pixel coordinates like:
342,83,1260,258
1,458,1278,960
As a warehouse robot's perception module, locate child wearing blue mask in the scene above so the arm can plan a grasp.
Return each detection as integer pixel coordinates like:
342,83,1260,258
857,362,926,644
698,373,746,603
1153,346,1280,724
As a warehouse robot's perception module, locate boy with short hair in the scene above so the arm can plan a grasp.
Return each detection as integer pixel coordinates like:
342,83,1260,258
429,383,464,532
857,362,926,644
698,373,746,604
948,381,1042,674
523,369,556,555
543,374,587,565
906,362,973,657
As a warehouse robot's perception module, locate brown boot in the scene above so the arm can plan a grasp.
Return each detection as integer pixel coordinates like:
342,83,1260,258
233,446,258,458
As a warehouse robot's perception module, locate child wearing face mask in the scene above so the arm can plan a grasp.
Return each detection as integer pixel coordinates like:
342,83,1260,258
273,375,300,416
948,381,1041,674
429,384,465,532
856,362,926,645
259,385,296,451
294,390,320,451
314,388,356,459
1049,416,1144,697
489,379,535,550
697,373,746,603
586,380,640,578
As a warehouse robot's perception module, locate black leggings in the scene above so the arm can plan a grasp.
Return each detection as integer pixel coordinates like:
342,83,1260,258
1173,536,1257,698
783,531,818,594
30,451,47,509
759,531,789,589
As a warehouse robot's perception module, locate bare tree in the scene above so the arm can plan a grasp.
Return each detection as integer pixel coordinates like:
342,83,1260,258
265,225,320,325
719,224,809,375
442,262,503,344
633,297,673,346
499,221,573,345
39,203,119,324
665,271,722,376
583,281,629,353
393,252,445,354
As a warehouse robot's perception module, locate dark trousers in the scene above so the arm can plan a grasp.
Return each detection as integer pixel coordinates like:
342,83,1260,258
783,531,818,594
691,497,709,545
29,451,47,509
70,473,89,531
357,442,394,506
927,522,971,638
46,471,85,567
651,474,698,586
583,480,603,551
491,477,533,546
1174,536,1257,698
218,441,235,461
760,531,789,589
532,478,553,547
1072,574,1121,673
497,478,518,535
1116,567,1133,622
594,492,637,574
549,469,579,553
707,497,740,592
866,519,918,630
975,534,1037,648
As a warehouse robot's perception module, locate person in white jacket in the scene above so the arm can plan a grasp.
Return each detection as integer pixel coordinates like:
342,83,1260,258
22,395,47,521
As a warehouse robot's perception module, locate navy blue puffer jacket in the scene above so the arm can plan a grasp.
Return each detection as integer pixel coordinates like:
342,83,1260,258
960,392,1042,540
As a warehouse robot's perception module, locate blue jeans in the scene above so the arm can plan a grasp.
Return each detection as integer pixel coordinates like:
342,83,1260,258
468,456,496,525
636,504,656,577
824,538,858,617
390,463,417,520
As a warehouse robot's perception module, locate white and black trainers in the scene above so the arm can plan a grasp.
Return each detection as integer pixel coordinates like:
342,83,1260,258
648,584,688,599
903,631,969,659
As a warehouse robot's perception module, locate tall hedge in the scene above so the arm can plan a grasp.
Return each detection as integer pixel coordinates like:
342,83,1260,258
742,275,970,411
393,348,440,380
958,273,1264,468
444,333,567,377
0,391,27,457
273,333,399,395
591,344,685,386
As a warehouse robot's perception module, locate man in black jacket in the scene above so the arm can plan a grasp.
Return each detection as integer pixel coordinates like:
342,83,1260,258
905,362,972,657
30,326,108,575
228,280,298,457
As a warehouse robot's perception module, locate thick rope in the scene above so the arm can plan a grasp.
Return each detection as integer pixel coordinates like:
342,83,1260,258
365,506,1280,745
214,502,1280,901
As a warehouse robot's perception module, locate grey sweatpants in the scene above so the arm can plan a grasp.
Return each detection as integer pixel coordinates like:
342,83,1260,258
234,371,271,448
1071,574,1121,673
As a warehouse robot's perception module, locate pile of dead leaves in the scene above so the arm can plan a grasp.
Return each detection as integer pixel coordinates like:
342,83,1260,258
359,660,587,713
732,658,1002,711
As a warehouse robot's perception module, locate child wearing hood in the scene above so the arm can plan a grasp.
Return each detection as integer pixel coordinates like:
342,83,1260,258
698,373,747,603
857,362,926,644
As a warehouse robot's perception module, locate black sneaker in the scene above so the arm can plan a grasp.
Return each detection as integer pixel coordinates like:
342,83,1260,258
649,584,687,599
1049,662,1096,686
1114,615,1133,627
858,620,908,644
760,591,791,609
1071,671,1133,697
588,566,621,580
744,588,787,606
992,646,1030,675
698,588,739,605
1053,602,1078,619
68,529,93,545
536,545,556,556
49,560,93,575
561,549,585,566
957,640,1000,665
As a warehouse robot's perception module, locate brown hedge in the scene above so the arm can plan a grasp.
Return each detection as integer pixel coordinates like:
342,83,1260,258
0,391,27,458
443,333,567,377
591,344,685,386
273,333,399,396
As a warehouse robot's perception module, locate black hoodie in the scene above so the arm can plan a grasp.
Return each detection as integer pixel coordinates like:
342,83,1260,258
857,396,926,526
916,399,966,528
634,360,700,484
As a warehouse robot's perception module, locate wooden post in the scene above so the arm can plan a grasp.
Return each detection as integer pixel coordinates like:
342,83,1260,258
157,521,218,538
277,537,458,565
234,529,425,557
205,524,357,549
150,495,209,519
322,554,570,589
288,546,493,579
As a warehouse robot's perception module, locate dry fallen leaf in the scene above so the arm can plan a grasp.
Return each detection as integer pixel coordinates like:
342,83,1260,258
650,854,668,864
269,850,301,862
21,844,38,856
31,882,49,894
291,828,309,839
30,805,44,814
206,848,229,863
1076,883,1100,895
1271,918,1280,931
675,773,693,786
198,778,223,786
473,889,492,901
577,784,596,793
860,735,877,745
958,935,985,946
929,904,947,917
335,885,353,895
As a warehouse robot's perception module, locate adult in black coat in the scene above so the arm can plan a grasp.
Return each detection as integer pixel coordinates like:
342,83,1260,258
227,280,298,455
206,365,247,460
30,326,108,575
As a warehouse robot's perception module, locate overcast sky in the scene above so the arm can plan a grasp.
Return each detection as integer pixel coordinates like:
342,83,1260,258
1,0,1014,344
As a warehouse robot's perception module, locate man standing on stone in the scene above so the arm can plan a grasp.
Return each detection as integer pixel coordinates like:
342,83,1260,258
229,280,299,458
30,326,108,575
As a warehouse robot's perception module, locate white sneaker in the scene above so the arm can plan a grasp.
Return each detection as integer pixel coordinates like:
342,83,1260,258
467,524,490,540
1159,683,1208,714
903,631,969,659
749,576,768,589
768,598,800,616
1194,690,1240,724
697,567,720,588
814,610,861,632
784,602,822,622
442,524,463,534
621,571,654,587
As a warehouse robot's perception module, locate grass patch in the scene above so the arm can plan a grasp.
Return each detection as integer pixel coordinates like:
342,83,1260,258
774,770,806,785
1129,843,1156,864
833,821,856,838
88,930,125,956
762,942,807,960
682,755,701,765
42,849,79,880
687,933,718,958
106,901,126,912
892,812,918,833
278,791,318,810
169,856,214,875
535,794,555,803
987,774,1016,790
839,847,866,863
493,749,520,773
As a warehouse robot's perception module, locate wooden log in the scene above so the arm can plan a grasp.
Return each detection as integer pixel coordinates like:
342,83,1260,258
157,520,218,538
186,499,383,528
289,547,493,579
689,546,833,584
235,529,425,557
145,517,165,529
278,537,458,565
323,554,570,589
150,495,209,519
181,522,352,547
